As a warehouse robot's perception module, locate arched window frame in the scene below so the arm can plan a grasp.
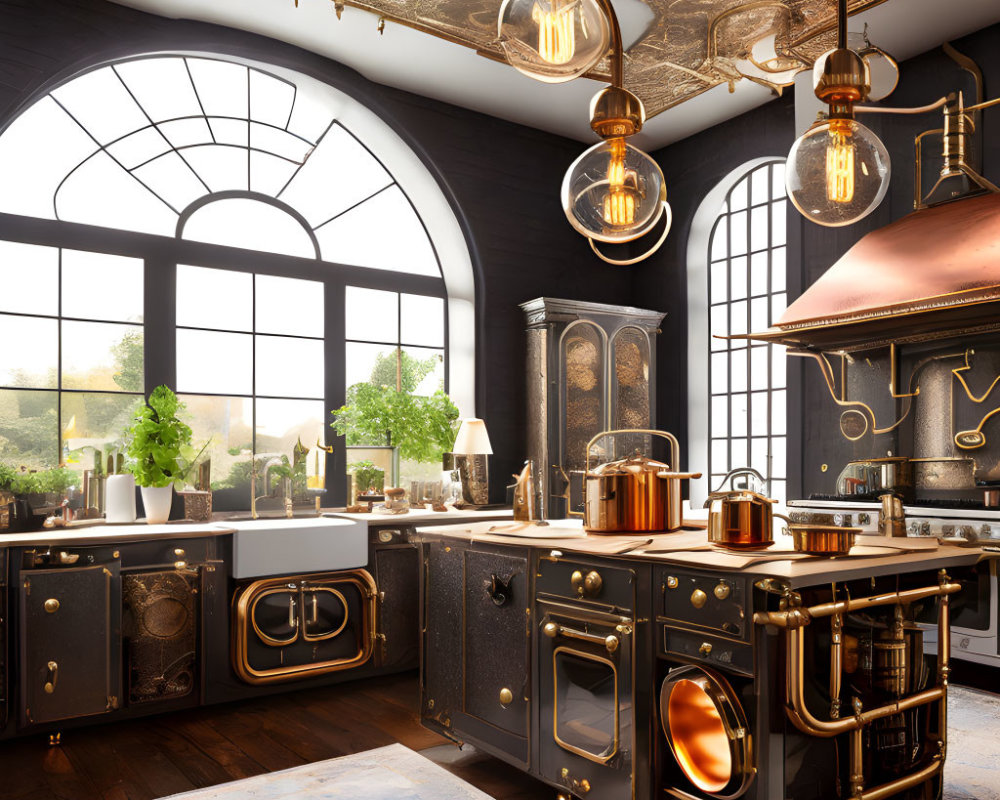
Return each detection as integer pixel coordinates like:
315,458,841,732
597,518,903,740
687,157,790,505
0,52,476,506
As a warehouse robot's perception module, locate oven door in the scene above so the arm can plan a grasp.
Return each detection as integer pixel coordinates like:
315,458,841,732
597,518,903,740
538,602,633,800
920,558,997,664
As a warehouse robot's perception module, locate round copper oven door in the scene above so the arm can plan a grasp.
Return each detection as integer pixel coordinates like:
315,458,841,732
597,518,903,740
659,666,753,798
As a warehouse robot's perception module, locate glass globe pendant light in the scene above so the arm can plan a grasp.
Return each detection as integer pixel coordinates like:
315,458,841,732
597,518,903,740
785,0,892,227
497,0,611,83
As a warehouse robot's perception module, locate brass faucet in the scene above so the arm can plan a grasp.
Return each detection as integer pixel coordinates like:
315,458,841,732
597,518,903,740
250,454,289,520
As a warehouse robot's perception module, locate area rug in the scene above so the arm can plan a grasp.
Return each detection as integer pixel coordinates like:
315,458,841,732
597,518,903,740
158,743,495,800
945,685,1000,800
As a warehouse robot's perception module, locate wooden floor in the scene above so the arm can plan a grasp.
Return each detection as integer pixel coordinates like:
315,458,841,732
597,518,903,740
0,672,551,800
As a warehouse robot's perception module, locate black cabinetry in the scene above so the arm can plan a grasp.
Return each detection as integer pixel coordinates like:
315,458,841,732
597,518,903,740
421,539,531,767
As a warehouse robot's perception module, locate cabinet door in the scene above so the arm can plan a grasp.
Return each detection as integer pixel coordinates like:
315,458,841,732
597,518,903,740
375,545,419,671
422,542,464,728
20,564,120,725
463,549,530,740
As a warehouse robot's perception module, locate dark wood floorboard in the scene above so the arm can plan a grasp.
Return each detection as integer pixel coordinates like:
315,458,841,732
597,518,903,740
0,672,551,800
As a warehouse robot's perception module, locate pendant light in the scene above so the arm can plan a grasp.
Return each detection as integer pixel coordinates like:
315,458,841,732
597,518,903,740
785,0,891,227
497,0,611,83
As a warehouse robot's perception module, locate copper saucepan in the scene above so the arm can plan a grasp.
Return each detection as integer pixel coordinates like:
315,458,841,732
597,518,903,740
784,523,860,556
577,429,701,534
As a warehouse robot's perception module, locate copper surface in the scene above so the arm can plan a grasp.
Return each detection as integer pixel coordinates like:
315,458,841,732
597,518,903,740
665,679,733,793
314,0,889,119
777,194,1000,331
787,523,859,555
706,490,777,549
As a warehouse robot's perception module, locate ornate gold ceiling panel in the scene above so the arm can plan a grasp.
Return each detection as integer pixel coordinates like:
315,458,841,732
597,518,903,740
316,0,889,117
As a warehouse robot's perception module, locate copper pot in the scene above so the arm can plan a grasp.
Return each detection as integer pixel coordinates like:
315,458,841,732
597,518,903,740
785,523,860,556
580,429,701,534
704,468,778,550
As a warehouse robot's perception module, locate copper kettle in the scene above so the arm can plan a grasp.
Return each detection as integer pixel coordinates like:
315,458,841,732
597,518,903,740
704,468,781,550
577,429,701,534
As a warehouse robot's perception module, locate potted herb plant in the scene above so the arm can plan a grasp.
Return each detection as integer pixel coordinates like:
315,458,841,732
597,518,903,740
123,385,206,524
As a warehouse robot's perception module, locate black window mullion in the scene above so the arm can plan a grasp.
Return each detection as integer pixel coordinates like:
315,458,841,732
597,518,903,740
57,249,63,467
143,256,176,394
327,280,347,507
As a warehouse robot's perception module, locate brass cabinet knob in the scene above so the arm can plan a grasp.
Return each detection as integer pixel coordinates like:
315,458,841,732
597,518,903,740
691,589,708,609
543,622,559,638
666,576,679,589
571,570,602,597
43,598,60,614
499,687,513,706
173,548,186,557
578,779,591,794
604,635,619,654
699,642,713,656
713,582,731,600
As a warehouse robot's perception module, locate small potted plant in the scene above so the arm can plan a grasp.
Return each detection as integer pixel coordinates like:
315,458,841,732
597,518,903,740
123,385,206,524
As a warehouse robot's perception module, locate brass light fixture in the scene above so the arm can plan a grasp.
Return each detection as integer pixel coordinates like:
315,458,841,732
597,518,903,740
499,0,671,265
785,0,891,227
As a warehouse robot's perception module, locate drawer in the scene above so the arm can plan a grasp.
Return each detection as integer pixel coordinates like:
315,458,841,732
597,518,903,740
119,538,213,570
536,555,634,611
661,626,754,678
657,568,748,640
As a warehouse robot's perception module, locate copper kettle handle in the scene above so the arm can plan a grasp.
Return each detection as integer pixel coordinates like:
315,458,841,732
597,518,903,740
711,467,767,495
583,428,681,478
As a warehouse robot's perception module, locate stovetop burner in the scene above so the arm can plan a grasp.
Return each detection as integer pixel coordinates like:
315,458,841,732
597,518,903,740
808,494,992,511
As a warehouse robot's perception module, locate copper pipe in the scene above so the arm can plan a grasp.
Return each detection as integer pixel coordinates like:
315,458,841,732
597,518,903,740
853,758,943,800
849,728,864,798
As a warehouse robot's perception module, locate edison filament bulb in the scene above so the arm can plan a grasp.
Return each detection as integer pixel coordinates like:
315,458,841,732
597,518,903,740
562,138,666,243
786,118,890,227
498,0,610,83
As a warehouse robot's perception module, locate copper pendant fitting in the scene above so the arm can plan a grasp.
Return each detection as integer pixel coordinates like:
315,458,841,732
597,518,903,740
590,86,645,139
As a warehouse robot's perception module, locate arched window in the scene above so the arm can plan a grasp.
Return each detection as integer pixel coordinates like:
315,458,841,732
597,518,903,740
0,54,474,506
687,159,788,504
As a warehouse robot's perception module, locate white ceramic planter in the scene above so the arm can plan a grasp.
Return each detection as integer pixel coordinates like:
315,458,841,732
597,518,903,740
140,485,173,525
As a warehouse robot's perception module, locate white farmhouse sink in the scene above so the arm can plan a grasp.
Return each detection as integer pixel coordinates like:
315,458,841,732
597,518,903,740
223,517,367,579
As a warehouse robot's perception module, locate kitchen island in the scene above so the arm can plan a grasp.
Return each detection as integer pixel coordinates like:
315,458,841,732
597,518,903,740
413,519,987,800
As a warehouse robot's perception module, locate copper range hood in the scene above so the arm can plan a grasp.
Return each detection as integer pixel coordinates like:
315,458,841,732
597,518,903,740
747,192,1000,351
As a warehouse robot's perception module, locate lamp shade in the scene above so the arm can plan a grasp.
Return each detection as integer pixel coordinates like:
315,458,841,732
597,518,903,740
452,418,493,455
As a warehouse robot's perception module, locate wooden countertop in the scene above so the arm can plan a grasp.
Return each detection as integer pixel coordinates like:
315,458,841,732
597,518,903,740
412,519,986,586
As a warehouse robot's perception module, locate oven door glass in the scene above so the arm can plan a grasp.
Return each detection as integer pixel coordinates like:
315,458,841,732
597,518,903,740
301,587,350,642
553,646,619,762
249,588,299,647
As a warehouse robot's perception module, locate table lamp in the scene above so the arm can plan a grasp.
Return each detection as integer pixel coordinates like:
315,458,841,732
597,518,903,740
452,418,493,506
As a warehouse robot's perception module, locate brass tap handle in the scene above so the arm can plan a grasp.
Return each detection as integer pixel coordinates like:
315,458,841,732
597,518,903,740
44,661,58,694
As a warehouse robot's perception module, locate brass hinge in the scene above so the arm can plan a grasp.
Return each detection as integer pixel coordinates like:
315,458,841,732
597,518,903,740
23,579,30,595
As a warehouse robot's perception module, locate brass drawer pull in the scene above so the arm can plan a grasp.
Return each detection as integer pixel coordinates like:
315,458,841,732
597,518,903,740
44,661,58,694
43,598,60,614
499,687,513,706
543,621,621,654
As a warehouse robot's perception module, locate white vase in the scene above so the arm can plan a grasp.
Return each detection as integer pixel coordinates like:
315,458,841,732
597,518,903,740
105,474,137,523
140,485,173,525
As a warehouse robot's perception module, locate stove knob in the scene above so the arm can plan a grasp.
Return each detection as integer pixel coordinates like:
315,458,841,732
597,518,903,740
713,582,731,600
909,522,919,534
981,524,992,539
920,522,931,536
959,526,976,541
691,589,708,609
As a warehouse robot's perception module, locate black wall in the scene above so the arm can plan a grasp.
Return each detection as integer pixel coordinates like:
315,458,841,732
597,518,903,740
0,0,635,499
641,22,1000,498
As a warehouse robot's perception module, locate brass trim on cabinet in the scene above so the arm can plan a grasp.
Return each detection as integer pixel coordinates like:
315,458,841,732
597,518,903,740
232,570,377,685
552,645,619,764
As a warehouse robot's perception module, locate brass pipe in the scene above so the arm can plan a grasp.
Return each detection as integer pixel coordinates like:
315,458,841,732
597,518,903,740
849,728,864,798
853,758,943,800
785,625,945,737
829,611,843,718
594,0,624,88
753,582,961,628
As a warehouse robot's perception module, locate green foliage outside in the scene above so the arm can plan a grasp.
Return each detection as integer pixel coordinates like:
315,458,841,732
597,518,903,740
123,385,207,488
0,462,79,496
111,329,144,392
332,350,459,464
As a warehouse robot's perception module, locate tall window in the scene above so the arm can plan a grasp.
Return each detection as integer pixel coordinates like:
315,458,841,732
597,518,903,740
689,159,788,502
0,53,473,505
0,242,144,474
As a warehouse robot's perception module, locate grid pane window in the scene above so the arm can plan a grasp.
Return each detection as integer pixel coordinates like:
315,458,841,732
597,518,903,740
344,286,446,486
176,266,326,495
0,241,144,474
707,161,788,500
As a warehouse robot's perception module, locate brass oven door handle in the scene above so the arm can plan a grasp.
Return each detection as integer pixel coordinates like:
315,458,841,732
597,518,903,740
44,661,58,694
543,621,621,654
311,593,318,624
289,596,298,628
